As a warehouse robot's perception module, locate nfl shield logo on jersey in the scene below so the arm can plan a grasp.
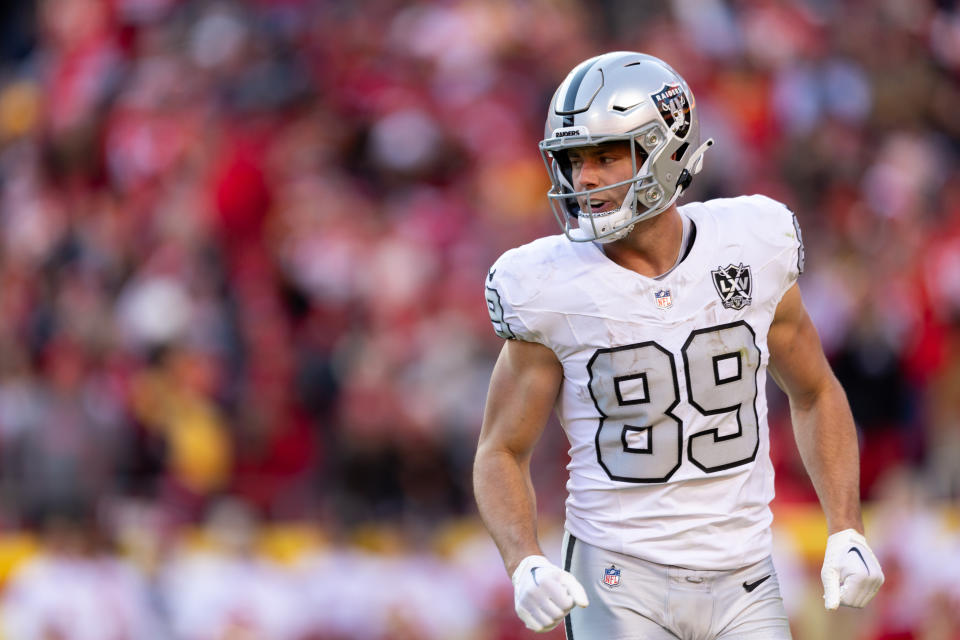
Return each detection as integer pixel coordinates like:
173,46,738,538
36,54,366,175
602,565,621,588
711,263,753,310
654,288,673,310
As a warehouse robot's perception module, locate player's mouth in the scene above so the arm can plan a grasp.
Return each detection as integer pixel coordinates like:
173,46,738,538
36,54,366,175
583,198,615,213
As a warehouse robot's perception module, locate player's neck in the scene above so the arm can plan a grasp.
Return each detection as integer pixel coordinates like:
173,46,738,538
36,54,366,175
600,207,684,278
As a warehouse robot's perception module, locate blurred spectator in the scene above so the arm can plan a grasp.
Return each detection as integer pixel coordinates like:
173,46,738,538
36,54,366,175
0,507,164,639
157,497,312,640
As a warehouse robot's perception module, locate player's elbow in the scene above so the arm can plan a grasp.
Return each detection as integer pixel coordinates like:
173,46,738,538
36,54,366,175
475,437,530,468
788,369,845,414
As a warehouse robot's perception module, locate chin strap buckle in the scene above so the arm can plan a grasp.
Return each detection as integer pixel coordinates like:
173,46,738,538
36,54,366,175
676,138,714,192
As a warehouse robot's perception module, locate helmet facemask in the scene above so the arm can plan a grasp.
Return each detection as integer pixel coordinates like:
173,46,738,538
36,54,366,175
541,123,681,243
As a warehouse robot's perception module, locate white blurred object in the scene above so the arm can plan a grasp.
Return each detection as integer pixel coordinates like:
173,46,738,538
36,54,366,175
1,552,164,639
672,0,742,59
862,134,945,219
116,276,192,347
298,548,482,639
159,509,312,640
190,5,247,70
822,59,871,123
367,108,442,173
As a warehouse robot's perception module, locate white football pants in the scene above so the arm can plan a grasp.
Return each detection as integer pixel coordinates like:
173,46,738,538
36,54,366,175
561,532,792,639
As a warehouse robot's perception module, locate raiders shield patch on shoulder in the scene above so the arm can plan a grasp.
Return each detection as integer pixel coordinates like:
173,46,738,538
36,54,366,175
712,263,753,310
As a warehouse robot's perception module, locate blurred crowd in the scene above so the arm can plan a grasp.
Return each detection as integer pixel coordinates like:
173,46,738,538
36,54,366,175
0,0,958,638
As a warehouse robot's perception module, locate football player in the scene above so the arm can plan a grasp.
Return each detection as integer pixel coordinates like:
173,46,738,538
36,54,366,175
474,51,884,639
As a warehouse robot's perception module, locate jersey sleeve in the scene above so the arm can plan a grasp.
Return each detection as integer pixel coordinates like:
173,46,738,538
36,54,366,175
483,239,577,349
743,194,805,299
484,251,536,343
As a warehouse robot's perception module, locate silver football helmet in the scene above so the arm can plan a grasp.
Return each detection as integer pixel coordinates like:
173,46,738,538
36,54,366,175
539,51,713,243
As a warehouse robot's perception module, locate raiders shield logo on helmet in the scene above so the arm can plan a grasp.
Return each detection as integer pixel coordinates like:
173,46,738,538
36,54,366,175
712,263,753,310
650,83,690,138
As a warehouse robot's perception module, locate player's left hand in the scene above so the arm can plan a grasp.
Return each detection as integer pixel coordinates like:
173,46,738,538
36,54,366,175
821,529,884,609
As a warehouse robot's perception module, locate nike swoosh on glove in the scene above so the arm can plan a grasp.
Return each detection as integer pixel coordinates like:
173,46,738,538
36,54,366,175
511,555,589,632
821,529,885,609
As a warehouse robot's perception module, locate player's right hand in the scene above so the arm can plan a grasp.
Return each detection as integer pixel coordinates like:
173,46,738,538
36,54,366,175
511,554,589,632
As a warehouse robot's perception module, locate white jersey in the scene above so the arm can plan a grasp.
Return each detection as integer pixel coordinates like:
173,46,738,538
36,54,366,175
485,195,804,570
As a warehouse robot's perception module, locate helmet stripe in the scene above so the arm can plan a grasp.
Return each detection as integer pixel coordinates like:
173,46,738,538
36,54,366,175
561,57,598,127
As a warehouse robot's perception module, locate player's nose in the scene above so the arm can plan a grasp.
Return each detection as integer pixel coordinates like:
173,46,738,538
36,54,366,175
575,160,601,190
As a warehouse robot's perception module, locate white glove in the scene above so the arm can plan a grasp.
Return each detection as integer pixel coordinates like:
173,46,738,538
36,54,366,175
511,555,589,632
821,529,885,609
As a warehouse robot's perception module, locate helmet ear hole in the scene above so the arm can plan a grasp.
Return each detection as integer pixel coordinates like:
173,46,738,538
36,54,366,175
553,150,574,186
632,142,649,167
672,142,689,162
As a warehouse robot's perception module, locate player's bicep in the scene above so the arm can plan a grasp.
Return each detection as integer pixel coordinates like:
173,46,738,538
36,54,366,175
767,283,835,408
478,339,563,462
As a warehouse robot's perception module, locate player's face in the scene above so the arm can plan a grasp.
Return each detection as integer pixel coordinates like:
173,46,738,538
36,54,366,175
567,141,635,213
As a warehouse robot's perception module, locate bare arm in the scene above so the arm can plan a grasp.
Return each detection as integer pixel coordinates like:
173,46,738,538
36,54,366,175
768,283,863,534
473,338,564,576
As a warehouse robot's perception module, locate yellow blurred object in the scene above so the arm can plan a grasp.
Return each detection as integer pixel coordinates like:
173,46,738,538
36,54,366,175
257,524,324,565
0,81,40,140
180,525,212,551
130,362,233,495
349,523,407,555
0,533,39,588
431,518,487,559
167,397,232,495
772,503,828,564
